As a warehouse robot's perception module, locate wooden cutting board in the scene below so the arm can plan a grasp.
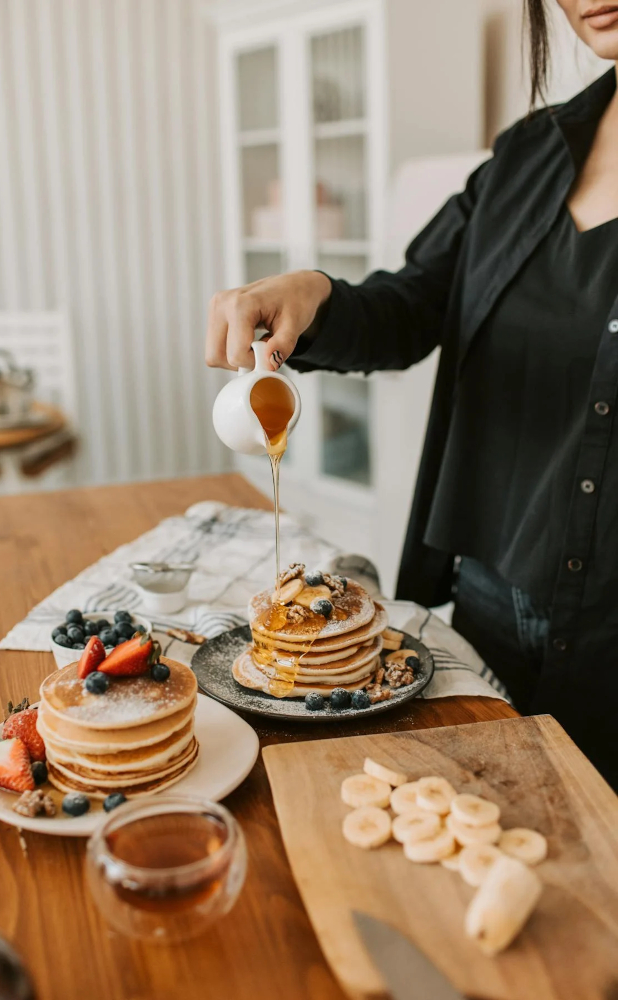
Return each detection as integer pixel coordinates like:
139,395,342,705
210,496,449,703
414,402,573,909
263,715,618,1000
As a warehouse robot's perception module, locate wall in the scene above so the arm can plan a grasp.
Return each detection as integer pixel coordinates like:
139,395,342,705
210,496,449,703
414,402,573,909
0,0,228,486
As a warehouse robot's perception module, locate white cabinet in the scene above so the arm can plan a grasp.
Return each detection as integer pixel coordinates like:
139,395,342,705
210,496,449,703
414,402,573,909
212,0,481,595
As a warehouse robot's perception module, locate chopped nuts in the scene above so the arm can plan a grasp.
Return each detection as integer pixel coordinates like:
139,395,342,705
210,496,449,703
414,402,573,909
286,604,312,625
13,789,56,818
166,628,206,645
279,563,305,586
323,574,346,598
367,685,392,704
385,663,415,688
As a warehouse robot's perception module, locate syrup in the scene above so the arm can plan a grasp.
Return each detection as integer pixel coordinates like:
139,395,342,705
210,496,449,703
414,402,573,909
105,812,229,914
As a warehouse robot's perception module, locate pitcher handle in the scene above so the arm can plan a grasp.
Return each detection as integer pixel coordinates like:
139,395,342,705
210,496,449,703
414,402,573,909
238,338,272,376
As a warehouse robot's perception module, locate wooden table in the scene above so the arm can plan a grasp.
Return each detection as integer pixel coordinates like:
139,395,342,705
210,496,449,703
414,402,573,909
0,474,517,1000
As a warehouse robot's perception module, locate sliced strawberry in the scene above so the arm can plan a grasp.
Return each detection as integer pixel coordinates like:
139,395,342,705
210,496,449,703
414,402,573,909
98,633,160,677
0,738,35,793
2,702,46,762
77,636,106,679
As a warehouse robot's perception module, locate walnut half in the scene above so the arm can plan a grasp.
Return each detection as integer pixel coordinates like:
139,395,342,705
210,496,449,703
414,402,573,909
13,789,56,818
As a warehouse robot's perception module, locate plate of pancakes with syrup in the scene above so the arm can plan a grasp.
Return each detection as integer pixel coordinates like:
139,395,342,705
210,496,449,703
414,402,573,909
0,637,259,836
192,564,434,722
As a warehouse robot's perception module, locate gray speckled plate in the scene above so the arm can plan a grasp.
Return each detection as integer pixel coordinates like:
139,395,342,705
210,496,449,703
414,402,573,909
191,625,434,723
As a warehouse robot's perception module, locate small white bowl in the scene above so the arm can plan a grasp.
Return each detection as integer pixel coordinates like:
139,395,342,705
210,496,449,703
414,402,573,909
49,611,153,669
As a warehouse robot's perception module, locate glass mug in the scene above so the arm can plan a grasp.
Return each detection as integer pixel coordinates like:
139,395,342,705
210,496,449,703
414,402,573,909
86,796,247,942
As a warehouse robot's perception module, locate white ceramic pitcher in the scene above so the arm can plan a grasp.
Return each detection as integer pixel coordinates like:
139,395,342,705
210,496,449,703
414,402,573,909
212,340,301,455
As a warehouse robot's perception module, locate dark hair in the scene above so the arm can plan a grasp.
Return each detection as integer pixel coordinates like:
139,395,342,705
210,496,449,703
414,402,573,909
524,0,550,109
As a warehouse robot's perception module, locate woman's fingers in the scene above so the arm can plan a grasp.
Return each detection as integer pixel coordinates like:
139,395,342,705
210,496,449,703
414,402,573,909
226,291,263,370
205,291,235,370
266,324,300,370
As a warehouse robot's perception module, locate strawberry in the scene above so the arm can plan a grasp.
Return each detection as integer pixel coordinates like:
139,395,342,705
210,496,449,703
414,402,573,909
77,636,106,679
98,633,161,677
0,738,35,793
2,699,46,762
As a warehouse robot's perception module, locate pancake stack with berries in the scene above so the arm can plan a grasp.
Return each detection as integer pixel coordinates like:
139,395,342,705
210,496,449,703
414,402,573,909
36,632,199,799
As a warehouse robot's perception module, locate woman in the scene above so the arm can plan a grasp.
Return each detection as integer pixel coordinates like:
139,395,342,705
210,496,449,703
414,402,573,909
206,0,618,788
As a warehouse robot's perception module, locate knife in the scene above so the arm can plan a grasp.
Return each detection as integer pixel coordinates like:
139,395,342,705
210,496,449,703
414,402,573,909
353,911,465,1000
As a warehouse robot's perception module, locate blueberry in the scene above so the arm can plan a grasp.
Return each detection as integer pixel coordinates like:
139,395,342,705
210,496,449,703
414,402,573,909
351,689,371,710
65,609,83,625
116,621,136,640
405,655,418,669
99,628,117,646
84,671,110,695
311,598,333,618
305,692,325,712
83,620,99,636
336,576,348,591
51,626,67,640
72,642,86,650
54,634,73,648
62,792,90,817
151,662,170,682
32,761,48,785
114,610,132,624
330,687,351,710
95,619,110,632
103,792,127,813
304,569,324,587
66,626,84,643
133,624,146,634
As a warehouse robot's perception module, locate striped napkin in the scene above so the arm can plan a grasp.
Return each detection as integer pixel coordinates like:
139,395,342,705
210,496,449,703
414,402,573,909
0,501,508,703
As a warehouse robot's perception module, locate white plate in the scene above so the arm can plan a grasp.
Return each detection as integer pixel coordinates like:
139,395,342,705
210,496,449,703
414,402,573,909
0,694,259,837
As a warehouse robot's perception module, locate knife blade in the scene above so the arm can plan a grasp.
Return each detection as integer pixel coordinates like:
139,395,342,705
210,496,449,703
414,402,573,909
353,911,465,1000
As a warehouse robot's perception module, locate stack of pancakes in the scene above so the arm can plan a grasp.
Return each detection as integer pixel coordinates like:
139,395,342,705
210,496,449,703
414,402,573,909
37,658,199,799
233,574,387,698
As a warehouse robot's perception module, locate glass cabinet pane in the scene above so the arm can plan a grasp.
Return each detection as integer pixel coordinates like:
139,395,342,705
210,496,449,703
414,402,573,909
237,47,279,131
320,373,371,485
241,145,281,240
311,27,365,123
317,253,368,284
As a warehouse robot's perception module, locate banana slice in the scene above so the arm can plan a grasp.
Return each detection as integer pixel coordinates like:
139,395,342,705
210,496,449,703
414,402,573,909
385,649,420,668
499,828,548,866
390,781,421,814
392,808,441,844
416,776,457,815
451,793,501,828
341,773,391,809
343,806,392,849
447,813,501,846
465,855,542,955
364,757,407,787
381,627,404,651
271,578,304,605
458,844,503,887
296,585,331,608
441,847,463,871
403,826,456,863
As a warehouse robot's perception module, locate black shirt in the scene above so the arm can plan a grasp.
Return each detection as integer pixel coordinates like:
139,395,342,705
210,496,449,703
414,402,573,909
425,202,618,605
288,69,618,786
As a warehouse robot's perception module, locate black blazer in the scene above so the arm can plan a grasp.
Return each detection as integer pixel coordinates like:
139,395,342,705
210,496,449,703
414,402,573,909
290,69,617,608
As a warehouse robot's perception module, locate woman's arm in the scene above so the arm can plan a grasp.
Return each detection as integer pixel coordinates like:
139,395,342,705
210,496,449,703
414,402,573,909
205,157,493,375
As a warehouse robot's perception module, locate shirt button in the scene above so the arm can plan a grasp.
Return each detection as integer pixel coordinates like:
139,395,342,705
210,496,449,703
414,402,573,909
594,401,610,416
567,557,583,572
610,319,618,333
553,637,567,652
580,479,595,494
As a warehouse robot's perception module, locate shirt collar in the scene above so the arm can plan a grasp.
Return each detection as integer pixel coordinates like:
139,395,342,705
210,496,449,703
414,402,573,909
552,66,616,126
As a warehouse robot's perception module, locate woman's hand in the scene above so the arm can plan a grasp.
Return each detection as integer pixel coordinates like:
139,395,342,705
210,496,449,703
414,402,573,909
205,270,332,371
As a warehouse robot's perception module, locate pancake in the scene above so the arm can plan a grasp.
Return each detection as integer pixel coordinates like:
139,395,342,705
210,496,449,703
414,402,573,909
36,701,196,754
42,720,194,773
249,579,375,643
233,650,378,697
47,736,198,787
40,657,197,730
46,742,199,800
268,635,382,678
259,603,388,654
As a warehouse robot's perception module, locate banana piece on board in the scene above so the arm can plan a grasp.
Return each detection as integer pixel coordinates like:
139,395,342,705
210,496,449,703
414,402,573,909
441,847,463,871
343,806,392,849
341,773,391,809
392,808,441,844
381,627,404,651
451,793,501,828
499,828,548,866
458,844,503,887
364,757,407,787
390,781,421,815
403,826,456,863
416,776,457,815
447,812,502,846
465,855,542,955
